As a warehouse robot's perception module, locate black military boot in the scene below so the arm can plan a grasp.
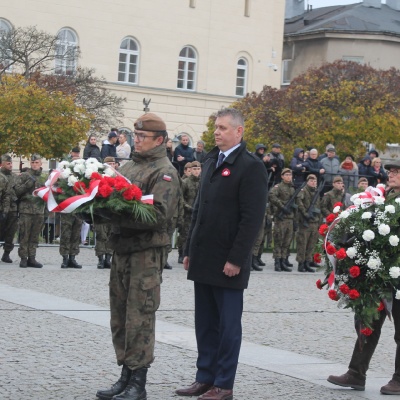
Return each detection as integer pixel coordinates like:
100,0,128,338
104,254,112,269
304,261,316,273
1,251,12,263
19,258,28,268
164,261,172,270
298,262,305,272
252,255,263,271
61,255,69,269
257,255,266,267
178,249,183,264
280,258,292,272
96,365,132,400
274,258,282,272
68,255,82,269
27,257,43,268
97,255,105,269
284,256,293,267
113,367,147,400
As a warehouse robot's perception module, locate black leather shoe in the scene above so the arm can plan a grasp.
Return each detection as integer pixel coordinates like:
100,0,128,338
113,367,147,400
176,381,213,397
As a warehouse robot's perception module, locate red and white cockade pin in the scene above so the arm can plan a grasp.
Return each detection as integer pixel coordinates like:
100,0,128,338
221,168,231,177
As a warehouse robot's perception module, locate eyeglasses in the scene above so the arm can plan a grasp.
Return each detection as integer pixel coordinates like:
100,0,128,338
134,132,157,142
388,169,400,176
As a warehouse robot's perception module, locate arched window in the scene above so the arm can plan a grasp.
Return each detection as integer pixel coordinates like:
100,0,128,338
236,58,247,97
177,46,197,91
0,19,11,34
55,28,78,75
0,19,12,71
118,38,139,84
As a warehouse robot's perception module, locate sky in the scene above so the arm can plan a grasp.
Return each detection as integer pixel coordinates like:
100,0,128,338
309,0,385,7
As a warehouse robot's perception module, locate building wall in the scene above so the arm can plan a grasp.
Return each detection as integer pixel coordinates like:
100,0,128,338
1,0,286,143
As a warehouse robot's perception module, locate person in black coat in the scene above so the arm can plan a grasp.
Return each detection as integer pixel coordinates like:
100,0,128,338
175,108,268,399
173,133,195,176
83,135,102,161
100,132,118,161
289,147,307,188
304,148,325,183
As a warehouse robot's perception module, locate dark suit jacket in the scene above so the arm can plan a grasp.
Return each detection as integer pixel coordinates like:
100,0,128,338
185,141,268,290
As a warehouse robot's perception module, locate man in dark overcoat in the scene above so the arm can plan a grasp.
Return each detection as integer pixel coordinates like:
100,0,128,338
175,108,268,400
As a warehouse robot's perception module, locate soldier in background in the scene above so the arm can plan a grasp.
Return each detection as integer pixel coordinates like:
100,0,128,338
181,162,192,181
321,176,346,217
14,154,45,268
0,155,19,263
269,168,295,272
296,174,321,272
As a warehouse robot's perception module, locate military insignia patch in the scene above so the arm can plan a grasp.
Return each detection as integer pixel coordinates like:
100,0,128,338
136,120,143,129
163,175,172,181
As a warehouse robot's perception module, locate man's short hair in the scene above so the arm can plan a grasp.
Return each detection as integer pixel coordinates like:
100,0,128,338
71,147,80,153
197,140,205,146
215,108,244,128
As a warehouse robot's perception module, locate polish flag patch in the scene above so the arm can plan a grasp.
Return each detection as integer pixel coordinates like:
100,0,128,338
163,175,172,182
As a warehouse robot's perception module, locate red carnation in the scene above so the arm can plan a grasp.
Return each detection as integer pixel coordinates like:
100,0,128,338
122,187,135,201
326,213,336,224
378,302,385,311
130,185,142,200
336,248,347,260
333,202,343,208
114,176,130,191
326,243,336,255
90,172,103,181
361,327,373,336
319,224,329,236
348,289,360,300
98,182,113,198
316,279,323,290
73,181,87,194
328,289,339,301
339,284,350,295
103,176,116,187
313,253,322,264
349,266,361,278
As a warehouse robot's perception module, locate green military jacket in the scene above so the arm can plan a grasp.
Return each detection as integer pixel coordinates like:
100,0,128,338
0,167,18,212
321,188,345,217
182,174,200,215
0,170,10,214
14,168,45,215
269,181,296,220
296,184,322,225
109,144,181,254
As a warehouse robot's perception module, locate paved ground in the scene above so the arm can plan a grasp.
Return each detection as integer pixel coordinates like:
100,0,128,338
0,246,397,399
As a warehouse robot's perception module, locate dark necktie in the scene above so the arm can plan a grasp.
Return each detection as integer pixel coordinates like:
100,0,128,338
216,153,225,168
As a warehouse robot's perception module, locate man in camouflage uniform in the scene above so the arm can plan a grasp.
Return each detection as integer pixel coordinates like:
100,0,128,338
14,154,45,268
178,160,201,262
269,168,295,272
60,148,83,269
96,113,181,400
321,175,346,217
0,155,18,263
296,174,321,272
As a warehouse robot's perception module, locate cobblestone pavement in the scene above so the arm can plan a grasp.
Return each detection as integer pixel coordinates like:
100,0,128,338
0,246,396,399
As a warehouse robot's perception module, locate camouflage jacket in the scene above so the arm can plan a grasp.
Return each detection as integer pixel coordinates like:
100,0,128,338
14,168,46,215
0,167,18,212
0,170,10,213
182,174,200,215
109,144,181,254
321,188,345,217
296,184,322,225
269,181,296,220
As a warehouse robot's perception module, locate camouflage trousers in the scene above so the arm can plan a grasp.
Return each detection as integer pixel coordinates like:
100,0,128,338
59,214,81,256
110,247,166,369
177,214,191,253
296,223,319,263
18,213,43,259
0,211,18,253
273,219,293,259
252,216,266,256
94,224,113,256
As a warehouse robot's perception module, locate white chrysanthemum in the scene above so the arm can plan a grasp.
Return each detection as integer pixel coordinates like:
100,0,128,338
362,230,375,241
374,197,385,205
85,158,98,165
350,193,359,203
389,235,400,246
395,198,400,204
85,167,96,179
385,205,396,214
353,198,363,206
67,175,78,187
75,158,85,164
367,257,381,270
61,168,72,179
362,212,372,219
104,168,116,177
340,210,350,219
378,224,390,236
59,161,70,169
73,164,85,174
396,290,400,300
389,267,400,279
333,206,341,214
346,247,357,259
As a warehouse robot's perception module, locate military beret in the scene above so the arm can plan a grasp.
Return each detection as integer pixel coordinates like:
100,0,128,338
134,113,167,133
1,154,12,162
184,162,193,170
307,174,317,181
358,177,368,184
333,176,343,183
104,157,115,163
31,154,42,161
191,161,201,168
281,168,292,176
